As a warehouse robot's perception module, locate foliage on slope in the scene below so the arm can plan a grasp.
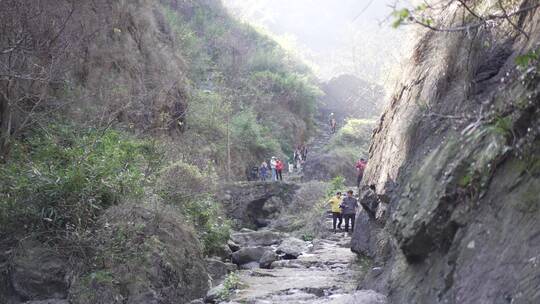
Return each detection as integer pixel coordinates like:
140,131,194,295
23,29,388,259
0,1,321,302
0,0,320,176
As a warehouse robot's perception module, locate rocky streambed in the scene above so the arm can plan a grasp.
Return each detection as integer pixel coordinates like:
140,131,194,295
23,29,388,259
198,222,387,304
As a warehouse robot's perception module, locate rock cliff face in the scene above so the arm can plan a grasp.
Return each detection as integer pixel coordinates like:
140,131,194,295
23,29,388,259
352,2,540,303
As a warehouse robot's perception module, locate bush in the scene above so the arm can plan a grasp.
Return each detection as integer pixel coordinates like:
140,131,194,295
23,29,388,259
0,124,160,235
158,162,230,256
327,176,346,197
231,109,280,159
218,272,243,301
330,118,375,148
159,161,212,201
164,195,231,257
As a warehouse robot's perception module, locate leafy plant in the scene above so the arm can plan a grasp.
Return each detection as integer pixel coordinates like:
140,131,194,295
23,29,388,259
327,176,346,197
218,272,243,301
392,8,411,28
0,124,160,235
159,162,230,257
515,49,540,68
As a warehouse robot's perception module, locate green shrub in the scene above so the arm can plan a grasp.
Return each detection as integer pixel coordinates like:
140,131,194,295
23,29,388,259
218,272,243,301
158,162,229,256
159,161,211,201
330,118,375,147
327,176,346,197
231,109,280,158
0,124,160,234
165,195,231,257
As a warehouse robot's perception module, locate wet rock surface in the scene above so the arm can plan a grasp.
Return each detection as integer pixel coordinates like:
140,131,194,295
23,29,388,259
232,247,272,266
206,258,237,283
224,230,368,304
231,230,283,247
276,237,311,259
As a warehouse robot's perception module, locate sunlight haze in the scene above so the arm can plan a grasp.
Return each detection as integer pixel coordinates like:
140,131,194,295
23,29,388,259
223,0,409,84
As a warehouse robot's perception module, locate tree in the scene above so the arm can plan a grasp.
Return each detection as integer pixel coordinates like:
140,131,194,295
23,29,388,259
391,0,540,38
0,0,78,160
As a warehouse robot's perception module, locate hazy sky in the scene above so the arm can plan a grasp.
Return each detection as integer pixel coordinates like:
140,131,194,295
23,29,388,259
223,0,410,84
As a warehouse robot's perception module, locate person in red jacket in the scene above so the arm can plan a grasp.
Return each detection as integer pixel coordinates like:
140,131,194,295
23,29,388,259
355,158,367,188
276,159,284,181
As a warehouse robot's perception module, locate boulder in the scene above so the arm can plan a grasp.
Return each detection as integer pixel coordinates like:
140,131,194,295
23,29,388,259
205,258,237,283
227,240,241,252
204,284,225,303
259,251,279,269
212,243,233,262
231,247,270,265
339,290,387,304
231,230,282,247
10,240,68,301
238,262,260,270
276,237,310,259
350,209,382,258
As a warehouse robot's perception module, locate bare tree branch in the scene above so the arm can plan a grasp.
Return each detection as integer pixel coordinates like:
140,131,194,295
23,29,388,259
405,2,540,34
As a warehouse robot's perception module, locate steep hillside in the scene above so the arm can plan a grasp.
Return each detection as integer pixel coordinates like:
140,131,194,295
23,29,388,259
0,0,320,175
0,1,321,303
352,1,540,303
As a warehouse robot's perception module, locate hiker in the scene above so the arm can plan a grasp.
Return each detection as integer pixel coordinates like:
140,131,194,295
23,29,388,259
355,158,367,188
250,166,259,180
270,157,278,181
340,190,359,233
293,149,300,168
276,158,284,181
294,149,302,170
328,191,343,232
329,113,337,133
301,145,308,161
260,161,269,181
288,161,294,173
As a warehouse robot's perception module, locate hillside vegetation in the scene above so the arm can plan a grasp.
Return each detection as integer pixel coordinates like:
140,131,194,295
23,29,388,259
0,1,322,303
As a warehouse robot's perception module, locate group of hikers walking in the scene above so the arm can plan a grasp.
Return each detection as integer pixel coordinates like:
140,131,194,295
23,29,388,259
326,156,369,233
328,190,359,233
249,144,309,182
259,156,285,182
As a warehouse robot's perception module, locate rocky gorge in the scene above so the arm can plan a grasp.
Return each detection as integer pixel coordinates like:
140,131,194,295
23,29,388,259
350,1,540,303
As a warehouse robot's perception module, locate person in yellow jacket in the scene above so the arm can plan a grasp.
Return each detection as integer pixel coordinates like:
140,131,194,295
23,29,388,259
328,192,343,232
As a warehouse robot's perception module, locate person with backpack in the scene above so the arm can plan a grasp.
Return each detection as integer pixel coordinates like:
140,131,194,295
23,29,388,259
355,158,367,188
340,190,359,233
276,158,284,181
270,157,278,181
327,191,343,233
260,161,269,181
